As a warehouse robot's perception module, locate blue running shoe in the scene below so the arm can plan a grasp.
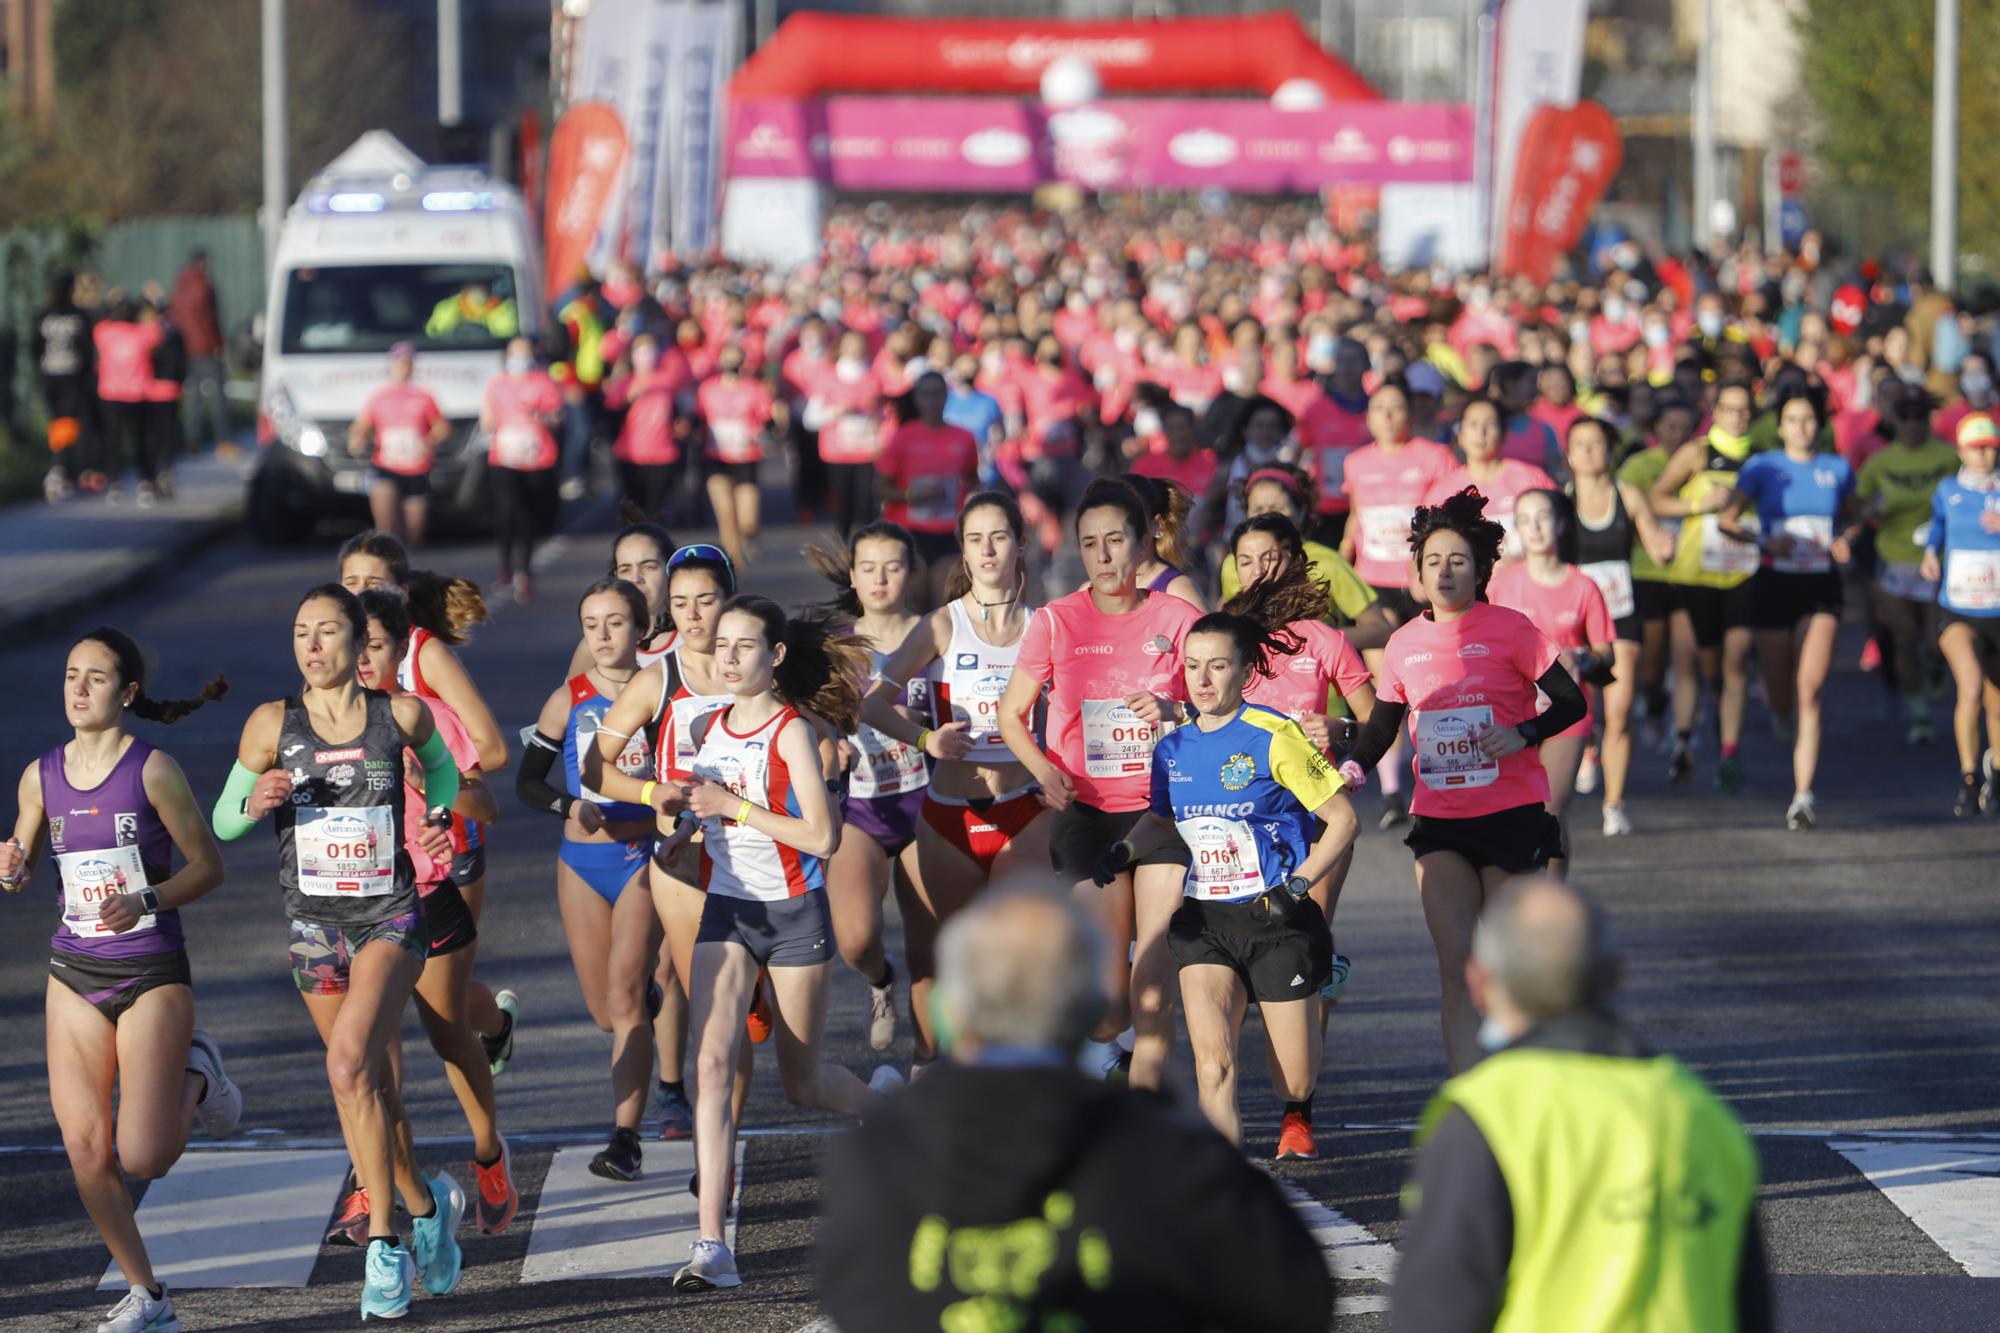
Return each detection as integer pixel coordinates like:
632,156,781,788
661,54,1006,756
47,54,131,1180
408,1171,464,1297
360,1239,414,1321
1320,954,1351,1004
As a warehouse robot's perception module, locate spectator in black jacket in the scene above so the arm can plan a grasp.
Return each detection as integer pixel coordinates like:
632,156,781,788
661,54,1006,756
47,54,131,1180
33,270,95,500
817,887,1333,1333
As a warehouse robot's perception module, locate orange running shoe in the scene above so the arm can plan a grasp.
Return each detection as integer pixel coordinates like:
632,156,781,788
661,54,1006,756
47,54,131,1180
745,970,773,1045
472,1136,518,1234
325,1186,371,1248
1275,1111,1317,1161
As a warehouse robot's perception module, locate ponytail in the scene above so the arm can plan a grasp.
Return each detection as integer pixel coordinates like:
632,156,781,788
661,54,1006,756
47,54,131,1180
406,570,489,644
1198,559,1321,681
1121,472,1195,570
71,626,228,726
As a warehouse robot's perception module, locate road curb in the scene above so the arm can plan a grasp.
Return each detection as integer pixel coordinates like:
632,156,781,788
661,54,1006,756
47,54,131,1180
0,503,244,643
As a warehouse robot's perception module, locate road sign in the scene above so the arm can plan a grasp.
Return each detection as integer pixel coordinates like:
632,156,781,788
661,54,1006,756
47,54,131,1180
1778,152,1805,198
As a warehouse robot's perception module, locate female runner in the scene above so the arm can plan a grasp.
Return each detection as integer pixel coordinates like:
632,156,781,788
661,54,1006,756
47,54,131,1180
1344,491,1587,1073
1718,391,1861,829
354,590,516,1235
1119,472,1208,609
1919,412,2000,816
211,584,464,1320
1095,586,1358,1153
520,580,672,1179
1219,464,1388,641
998,478,1202,1088
660,597,886,1292
1567,416,1679,835
338,533,517,1070
1425,395,1556,561
876,370,980,607
1858,398,1960,745
1487,489,1615,872
1,631,235,1333
860,492,1052,1068
1339,377,1457,621
695,345,774,565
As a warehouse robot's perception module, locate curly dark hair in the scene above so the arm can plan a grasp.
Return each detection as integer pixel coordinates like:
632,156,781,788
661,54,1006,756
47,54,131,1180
1409,487,1506,596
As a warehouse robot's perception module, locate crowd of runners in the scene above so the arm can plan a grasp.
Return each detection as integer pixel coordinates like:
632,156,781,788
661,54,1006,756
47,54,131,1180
7,199,2000,1328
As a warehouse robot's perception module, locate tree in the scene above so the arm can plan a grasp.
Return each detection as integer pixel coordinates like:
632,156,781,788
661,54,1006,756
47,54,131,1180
1796,1,2000,263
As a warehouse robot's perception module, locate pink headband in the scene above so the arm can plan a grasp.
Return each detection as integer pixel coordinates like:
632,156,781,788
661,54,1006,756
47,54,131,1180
1245,467,1303,496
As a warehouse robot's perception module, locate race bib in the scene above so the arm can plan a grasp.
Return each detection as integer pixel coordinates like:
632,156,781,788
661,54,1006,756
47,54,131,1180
1081,698,1155,779
1177,815,1264,900
906,474,962,526
711,418,755,462
379,425,427,471
1946,549,2000,611
952,668,1010,740
1697,515,1760,576
57,844,153,938
1414,706,1499,791
294,805,397,897
837,414,875,450
1878,560,1939,604
1580,560,1636,620
1359,504,1416,565
848,724,927,799
495,422,542,468
1772,515,1834,574
577,713,651,806
669,696,731,779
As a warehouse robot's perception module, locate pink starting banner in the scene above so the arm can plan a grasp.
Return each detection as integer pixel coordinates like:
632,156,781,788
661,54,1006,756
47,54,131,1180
727,97,1472,192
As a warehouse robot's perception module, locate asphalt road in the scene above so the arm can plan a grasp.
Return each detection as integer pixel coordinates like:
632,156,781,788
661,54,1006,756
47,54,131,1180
1,501,1997,1331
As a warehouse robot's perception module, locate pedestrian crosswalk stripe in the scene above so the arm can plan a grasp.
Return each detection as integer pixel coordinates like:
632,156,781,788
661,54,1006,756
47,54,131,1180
520,1138,743,1283
1830,1140,2000,1278
100,1148,351,1290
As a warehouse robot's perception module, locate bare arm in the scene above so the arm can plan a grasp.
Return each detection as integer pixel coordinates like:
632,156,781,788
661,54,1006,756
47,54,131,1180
583,662,669,809
1647,442,1711,518
419,638,508,772
997,668,1072,809
684,716,838,858
1619,479,1680,565
136,750,225,911
0,763,45,890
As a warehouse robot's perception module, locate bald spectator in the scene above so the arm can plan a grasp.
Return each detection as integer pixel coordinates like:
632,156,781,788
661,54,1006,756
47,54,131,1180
170,249,228,453
817,888,1332,1333
1394,877,1770,1333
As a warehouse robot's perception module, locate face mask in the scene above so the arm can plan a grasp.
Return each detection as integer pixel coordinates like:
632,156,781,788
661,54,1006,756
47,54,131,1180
1644,324,1670,349
1469,285,1492,308
1569,320,1590,345
631,346,659,371
1308,334,1336,364
1476,1016,1515,1053
1132,407,1162,438
1964,370,1994,400
506,354,533,374
1113,328,1138,353
1697,311,1725,340
1244,439,1281,465
836,357,865,383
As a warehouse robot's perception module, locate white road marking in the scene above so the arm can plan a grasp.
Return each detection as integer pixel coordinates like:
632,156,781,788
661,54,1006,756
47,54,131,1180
100,1148,350,1290
520,1138,743,1283
1829,1140,2000,1278
1276,1180,1399,1287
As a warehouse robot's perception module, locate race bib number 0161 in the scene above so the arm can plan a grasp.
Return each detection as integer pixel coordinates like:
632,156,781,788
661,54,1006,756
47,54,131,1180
57,844,153,937
1081,698,1154,778
1415,706,1499,791
295,805,397,897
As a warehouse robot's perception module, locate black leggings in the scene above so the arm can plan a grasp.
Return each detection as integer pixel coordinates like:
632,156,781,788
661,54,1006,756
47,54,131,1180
101,400,147,481
491,465,560,575
617,461,675,522
144,400,182,482
828,462,877,537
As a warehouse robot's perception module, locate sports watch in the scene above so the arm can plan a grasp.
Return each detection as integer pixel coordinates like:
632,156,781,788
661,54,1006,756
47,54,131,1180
139,887,162,914
1282,875,1311,900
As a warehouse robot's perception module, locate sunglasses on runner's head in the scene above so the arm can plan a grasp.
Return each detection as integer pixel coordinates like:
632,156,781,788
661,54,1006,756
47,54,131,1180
669,544,735,590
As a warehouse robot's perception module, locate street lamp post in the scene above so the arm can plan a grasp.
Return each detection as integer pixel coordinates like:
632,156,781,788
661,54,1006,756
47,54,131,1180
1933,0,1958,290
261,0,287,274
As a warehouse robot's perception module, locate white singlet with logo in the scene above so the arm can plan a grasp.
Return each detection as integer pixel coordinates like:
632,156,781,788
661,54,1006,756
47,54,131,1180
294,805,398,897
1081,698,1155,779
1580,560,1636,620
690,707,821,902
1176,815,1265,901
56,844,155,937
941,599,1034,764
1414,706,1499,791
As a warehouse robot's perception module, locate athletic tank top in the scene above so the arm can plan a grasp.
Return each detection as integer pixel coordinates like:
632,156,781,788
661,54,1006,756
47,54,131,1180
1669,436,1758,590
393,626,481,854
1145,564,1182,593
637,629,677,670
655,647,733,783
275,692,417,926
690,705,825,902
849,645,929,800
936,599,1035,765
563,672,656,823
1573,482,1638,621
41,738,182,958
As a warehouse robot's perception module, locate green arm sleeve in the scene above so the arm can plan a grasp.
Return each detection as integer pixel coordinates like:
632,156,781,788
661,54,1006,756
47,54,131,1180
211,762,262,841
415,729,461,816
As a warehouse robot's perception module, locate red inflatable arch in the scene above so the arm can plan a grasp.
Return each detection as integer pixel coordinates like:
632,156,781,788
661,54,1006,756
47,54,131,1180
729,11,1380,102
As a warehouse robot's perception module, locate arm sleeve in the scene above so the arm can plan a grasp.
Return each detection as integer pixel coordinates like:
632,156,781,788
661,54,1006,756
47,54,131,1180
514,730,574,819
1531,661,1589,740
415,728,460,815
211,762,262,841
1391,1108,1512,1333
1346,700,1409,772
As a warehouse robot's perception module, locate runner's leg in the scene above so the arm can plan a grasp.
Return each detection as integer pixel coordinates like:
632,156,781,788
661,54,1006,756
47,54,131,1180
1180,964,1249,1144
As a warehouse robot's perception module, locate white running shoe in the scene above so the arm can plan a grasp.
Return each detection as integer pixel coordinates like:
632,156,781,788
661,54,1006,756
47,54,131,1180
98,1282,178,1333
1575,747,1600,795
1601,803,1632,838
185,1029,242,1139
1786,792,1816,831
673,1237,743,1291
865,958,899,1051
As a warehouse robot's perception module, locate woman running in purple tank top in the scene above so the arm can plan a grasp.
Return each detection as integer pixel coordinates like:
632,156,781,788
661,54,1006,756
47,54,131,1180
0,628,234,1333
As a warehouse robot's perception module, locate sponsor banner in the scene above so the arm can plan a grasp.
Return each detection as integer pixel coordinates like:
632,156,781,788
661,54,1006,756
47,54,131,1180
654,0,738,261
566,0,663,268
1498,100,1622,283
725,98,1473,191
1489,0,1590,249
544,102,629,301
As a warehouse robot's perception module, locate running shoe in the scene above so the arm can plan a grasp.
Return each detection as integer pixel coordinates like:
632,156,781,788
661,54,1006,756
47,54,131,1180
1955,776,1981,819
483,989,518,1077
44,469,71,505
1274,1111,1317,1161
325,1186,371,1248
559,476,587,501
471,1136,518,1235
589,1127,643,1182
1667,741,1694,785
1320,954,1351,1005
1859,638,1882,672
672,1238,743,1291
866,958,899,1051
654,1084,694,1141
1906,717,1934,746
408,1170,465,1297
868,1064,906,1096
134,482,156,509
745,976,773,1045
1575,746,1600,796
1714,756,1745,796
1786,792,1816,832
97,1282,178,1333
1601,803,1633,838
513,572,534,603
184,1029,242,1139
360,1239,415,1321
1377,790,1409,831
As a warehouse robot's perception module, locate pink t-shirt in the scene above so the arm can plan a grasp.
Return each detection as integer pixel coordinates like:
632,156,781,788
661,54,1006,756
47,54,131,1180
815,369,885,466
1424,461,1557,560
94,321,162,403
405,696,479,890
359,383,445,476
1376,602,1559,818
606,371,679,466
1303,395,1374,514
483,372,561,471
1486,565,1612,740
697,377,774,464
1241,620,1370,735
1131,446,1217,496
876,421,979,534
1341,439,1460,587
1014,588,1202,811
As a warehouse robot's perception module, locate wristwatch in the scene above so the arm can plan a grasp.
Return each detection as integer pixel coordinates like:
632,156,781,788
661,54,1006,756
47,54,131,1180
1282,875,1311,900
424,806,453,830
139,887,161,914
1516,717,1543,747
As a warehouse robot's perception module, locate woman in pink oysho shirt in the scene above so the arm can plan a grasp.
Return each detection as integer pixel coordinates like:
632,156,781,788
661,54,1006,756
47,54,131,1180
1342,489,1588,1074
480,337,564,601
696,345,776,566
348,342,450,547
1426,396,1556,562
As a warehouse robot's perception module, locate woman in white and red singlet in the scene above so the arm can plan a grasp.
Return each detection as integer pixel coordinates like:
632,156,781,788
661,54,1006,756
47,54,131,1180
997,479,1202,1089
348,342,449,546
696,345,774,566
1424,396,1555,562
1486,489,1615,877
876,372,980,606
861,492,1050,1069
1344,489,1588,1074
480,337,563,601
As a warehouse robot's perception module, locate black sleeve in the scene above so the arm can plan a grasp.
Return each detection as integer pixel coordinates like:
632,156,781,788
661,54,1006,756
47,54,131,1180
1391,1108,1511,1333
1345,699,1408,773
514,730,573,818
1527,661,1587,743
1736,1211,1773,1332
